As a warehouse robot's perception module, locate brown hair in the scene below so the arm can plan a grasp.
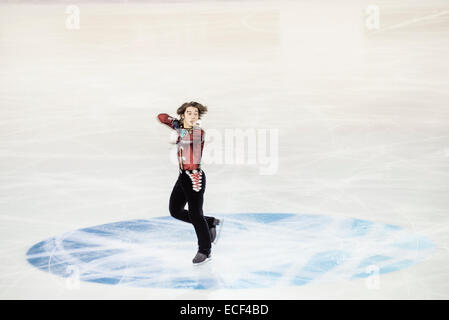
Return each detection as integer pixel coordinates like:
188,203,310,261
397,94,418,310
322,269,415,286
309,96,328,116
176,101,208,120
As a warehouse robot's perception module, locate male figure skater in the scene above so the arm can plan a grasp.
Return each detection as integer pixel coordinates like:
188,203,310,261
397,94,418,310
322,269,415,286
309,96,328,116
157,101,222,265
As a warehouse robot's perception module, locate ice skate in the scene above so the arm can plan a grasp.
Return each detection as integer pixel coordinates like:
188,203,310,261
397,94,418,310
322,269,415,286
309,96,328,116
192,251,212,265
210,218,223,245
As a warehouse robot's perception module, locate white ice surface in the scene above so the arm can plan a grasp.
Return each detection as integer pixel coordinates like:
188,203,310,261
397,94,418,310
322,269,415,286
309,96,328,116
1,0,449,299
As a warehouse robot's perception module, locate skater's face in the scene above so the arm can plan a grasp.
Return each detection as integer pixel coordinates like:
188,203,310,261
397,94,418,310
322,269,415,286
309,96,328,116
182,106,199,128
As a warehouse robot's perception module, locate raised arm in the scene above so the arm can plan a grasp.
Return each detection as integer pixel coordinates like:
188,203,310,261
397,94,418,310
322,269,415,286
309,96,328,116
157,113,181,130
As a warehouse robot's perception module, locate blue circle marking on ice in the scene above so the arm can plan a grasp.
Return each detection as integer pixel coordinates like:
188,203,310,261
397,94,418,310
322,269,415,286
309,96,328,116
26,213,434,289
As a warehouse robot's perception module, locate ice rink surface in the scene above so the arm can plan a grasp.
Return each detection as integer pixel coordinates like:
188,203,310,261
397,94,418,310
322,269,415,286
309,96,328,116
1,0,449,299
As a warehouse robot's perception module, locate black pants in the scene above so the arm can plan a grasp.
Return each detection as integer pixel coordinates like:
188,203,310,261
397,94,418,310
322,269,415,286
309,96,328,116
169,169,214,255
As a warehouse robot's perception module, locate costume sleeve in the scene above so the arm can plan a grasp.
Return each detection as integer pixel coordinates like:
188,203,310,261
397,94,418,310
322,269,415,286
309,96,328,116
157,113,181,130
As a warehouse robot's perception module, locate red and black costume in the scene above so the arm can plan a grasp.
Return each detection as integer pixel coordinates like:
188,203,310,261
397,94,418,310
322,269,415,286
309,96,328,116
157,113,215,255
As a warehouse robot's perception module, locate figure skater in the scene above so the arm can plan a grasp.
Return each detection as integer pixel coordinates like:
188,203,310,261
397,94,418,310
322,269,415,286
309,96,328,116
157,101,222,265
